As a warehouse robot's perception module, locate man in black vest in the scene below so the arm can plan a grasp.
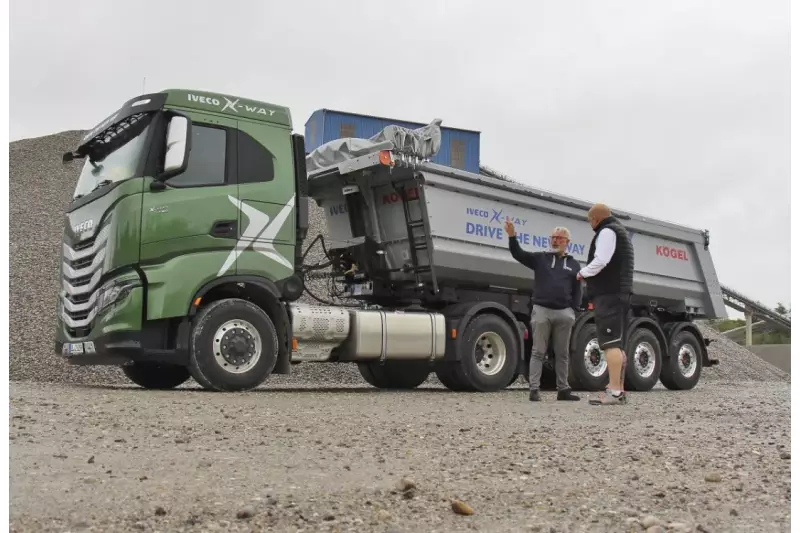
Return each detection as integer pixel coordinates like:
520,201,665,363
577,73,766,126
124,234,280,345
576,203,634,406
505,220,582,402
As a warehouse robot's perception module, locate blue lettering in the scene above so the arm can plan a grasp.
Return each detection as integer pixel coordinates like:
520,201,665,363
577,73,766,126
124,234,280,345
520,232,530,245
476,224,485,237
466,207,489,218
466,222,475,234
329,204,347,216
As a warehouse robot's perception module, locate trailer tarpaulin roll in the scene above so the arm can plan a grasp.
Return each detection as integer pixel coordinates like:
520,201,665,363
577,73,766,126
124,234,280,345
305,119,443,172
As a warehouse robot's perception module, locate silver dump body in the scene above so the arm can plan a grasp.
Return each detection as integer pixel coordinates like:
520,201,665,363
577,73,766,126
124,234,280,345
306,135,727,320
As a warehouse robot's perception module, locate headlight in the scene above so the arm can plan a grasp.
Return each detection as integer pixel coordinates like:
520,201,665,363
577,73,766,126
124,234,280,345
96,278,141,314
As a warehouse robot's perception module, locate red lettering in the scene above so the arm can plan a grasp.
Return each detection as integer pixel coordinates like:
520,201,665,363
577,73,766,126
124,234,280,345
656,245,688,261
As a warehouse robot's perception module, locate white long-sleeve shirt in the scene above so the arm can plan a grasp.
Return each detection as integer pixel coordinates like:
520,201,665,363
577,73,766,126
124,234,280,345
580,228,616,278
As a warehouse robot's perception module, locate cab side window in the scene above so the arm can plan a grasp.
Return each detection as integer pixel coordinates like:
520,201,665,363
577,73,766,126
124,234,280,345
237,130,275,184
168,125,228,187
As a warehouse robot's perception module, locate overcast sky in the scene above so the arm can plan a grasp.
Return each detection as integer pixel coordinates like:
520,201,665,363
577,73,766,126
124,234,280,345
10,0,789,314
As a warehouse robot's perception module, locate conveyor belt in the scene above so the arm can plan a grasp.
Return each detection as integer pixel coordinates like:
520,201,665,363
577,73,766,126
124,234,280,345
720,285,790,330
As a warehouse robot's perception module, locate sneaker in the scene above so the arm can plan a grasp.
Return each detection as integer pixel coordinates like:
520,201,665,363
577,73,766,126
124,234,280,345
529,389,541,402
557,389,580,401
589,389,628,405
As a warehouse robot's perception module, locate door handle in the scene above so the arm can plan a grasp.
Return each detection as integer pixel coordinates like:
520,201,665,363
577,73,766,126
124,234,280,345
210,220,237,238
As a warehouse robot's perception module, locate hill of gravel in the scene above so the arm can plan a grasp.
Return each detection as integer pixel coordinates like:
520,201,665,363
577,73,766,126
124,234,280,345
9,131,790,387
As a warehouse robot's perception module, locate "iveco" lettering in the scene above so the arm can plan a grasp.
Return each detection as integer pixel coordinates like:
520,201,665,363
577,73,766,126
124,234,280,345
656,245,688,261
187,94,221,106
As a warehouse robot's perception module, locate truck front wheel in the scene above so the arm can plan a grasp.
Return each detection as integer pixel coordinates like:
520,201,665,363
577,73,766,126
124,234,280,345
188,298,279,392
122,362,191,390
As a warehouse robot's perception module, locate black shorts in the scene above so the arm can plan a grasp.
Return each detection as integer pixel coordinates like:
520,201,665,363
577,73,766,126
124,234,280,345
592,293,632,350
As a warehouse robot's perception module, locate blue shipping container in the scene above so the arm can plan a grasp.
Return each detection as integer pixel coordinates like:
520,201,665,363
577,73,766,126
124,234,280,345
304,109,481,174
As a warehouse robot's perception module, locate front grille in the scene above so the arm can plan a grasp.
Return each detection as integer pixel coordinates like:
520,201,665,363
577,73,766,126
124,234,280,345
61,224,111,336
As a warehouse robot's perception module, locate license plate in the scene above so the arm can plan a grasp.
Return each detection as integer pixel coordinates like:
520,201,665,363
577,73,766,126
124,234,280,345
64,343,84,356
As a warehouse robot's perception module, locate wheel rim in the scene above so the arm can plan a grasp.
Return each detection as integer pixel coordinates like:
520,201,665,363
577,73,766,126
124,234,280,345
213,319,262,374
473,332,507,376
633,341,657,378
584,338,606,377
677,343,698,377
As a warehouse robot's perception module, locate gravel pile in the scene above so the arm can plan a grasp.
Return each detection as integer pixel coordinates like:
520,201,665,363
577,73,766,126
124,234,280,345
697,323,790,383
9,131,790,388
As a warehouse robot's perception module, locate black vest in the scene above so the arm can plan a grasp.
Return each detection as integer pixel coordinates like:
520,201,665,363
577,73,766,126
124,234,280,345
586,216,634,297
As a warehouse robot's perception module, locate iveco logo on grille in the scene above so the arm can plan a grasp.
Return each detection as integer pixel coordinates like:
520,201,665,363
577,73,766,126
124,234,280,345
73,220,94,234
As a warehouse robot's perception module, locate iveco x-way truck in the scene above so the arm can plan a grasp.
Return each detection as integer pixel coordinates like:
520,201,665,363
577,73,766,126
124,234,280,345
55,89,726,393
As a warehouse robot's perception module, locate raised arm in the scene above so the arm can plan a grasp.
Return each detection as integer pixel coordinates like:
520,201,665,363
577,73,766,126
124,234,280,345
505,220,541,271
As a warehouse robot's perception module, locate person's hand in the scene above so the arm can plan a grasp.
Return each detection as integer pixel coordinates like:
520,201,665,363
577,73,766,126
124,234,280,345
504,220,516,237
576,272,584,281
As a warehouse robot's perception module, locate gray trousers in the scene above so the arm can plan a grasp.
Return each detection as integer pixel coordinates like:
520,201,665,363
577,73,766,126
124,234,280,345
529,305,576,391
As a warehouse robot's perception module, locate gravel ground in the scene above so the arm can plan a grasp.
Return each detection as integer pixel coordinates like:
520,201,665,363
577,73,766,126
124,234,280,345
9,131,790,389
10,379,791,533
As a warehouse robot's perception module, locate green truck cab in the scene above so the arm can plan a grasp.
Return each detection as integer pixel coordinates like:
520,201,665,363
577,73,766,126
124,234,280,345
56,89,309,391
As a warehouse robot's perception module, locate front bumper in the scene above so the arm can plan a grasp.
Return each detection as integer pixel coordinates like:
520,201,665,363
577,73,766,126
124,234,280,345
55,281,188,366
55,330,188,366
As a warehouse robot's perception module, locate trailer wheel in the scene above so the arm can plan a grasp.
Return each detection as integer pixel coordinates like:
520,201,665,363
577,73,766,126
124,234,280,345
188,298,278,392
358,361,431,389
453,314,519,392
570,322,607,391
121,362,191,390
660,331,703,390
624,327,662,391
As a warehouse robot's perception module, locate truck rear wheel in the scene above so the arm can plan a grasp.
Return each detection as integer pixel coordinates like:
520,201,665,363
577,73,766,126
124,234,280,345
570,322,608,391
624,327,662,391
660,331,703,390
358,361,431,389
188,298,279,392
439,314,519,392
122,362,191,390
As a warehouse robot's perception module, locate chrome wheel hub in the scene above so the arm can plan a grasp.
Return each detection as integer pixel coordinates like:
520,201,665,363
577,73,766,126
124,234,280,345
584,338,606,377
213,319,262,374
474,332,507,376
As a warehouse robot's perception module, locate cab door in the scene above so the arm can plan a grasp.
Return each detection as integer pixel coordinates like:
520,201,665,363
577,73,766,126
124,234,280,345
140,113,240,318
233,119,297,283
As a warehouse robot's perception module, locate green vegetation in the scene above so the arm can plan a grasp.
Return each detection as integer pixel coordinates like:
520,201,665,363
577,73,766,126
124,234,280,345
708,303,791,345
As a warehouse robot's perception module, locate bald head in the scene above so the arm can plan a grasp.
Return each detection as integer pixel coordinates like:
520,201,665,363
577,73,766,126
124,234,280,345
587,203,612,229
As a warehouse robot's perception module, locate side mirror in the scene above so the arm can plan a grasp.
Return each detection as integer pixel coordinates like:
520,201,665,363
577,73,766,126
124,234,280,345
161,115,191,179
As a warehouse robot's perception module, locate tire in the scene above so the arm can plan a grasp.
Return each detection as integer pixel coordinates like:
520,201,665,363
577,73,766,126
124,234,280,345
188,298,279,392
441,314,520,392
505,372,520,388
624,327,662,392
358,360,431,389
660,330,703,390
434,362,471,391
121,362,191,390
569,322,608,391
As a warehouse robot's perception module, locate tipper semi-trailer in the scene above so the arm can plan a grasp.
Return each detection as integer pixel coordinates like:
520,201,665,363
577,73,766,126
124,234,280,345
55,89,727,393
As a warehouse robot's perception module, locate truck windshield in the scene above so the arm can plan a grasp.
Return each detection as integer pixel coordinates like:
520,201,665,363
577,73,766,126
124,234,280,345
72,118,153,200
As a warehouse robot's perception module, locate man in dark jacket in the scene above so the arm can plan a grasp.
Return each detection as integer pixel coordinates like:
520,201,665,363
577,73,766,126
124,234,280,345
505,220,582,402
576,203,635,406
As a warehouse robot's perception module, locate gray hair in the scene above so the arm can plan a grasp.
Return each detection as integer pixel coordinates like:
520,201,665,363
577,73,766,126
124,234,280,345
551,226,571,240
